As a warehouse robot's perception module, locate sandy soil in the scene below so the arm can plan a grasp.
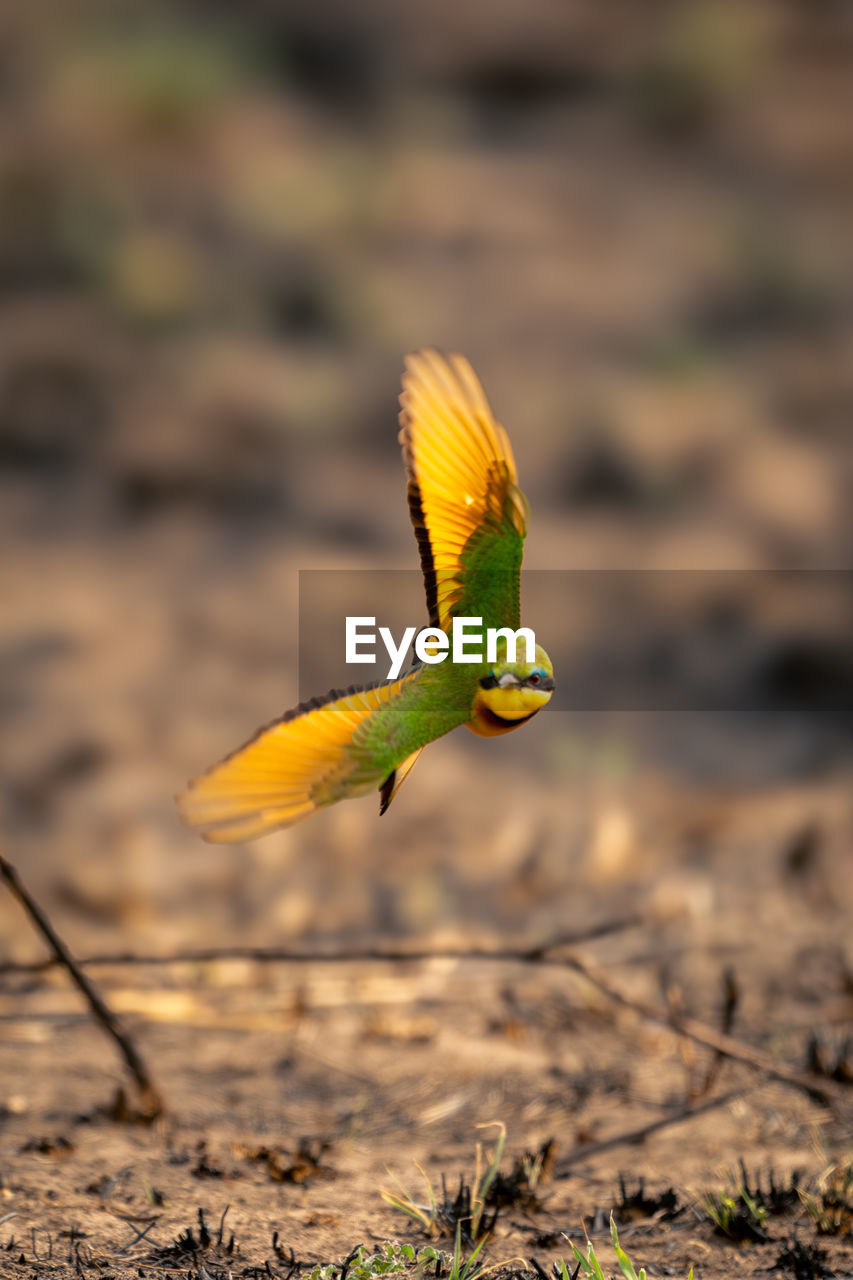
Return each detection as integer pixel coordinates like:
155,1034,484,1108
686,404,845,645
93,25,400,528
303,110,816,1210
1,2,852,1277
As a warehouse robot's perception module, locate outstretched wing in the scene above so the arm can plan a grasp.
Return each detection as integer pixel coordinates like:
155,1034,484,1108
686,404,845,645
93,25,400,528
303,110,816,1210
399,349,528,633
177,673,420,843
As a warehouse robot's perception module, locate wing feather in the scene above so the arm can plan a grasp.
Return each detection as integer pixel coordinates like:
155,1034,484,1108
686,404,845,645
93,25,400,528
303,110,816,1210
399,349,528,632
177,673,419,843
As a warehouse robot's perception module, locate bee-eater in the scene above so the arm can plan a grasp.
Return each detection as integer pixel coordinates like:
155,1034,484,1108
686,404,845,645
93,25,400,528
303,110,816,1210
178,349,555,842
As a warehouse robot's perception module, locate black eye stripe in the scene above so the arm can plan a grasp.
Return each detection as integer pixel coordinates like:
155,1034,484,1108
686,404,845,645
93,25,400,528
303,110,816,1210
481,672,554,691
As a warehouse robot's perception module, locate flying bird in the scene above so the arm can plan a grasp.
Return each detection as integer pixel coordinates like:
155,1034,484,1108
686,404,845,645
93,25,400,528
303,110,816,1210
177,349,554,841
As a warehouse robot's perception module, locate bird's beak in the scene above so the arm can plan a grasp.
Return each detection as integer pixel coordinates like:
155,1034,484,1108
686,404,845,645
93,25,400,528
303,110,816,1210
535,675,556,692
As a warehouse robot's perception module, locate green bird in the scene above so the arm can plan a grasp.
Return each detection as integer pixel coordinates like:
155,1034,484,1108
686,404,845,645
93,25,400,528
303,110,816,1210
177,349,555,841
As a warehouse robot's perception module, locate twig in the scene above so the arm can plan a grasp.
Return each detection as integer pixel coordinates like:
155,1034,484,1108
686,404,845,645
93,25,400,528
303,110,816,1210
0,901,840,1106
556,951,841,1106
0,913,644,974
554,1087,749,1173
0,851,163,1120
695,966,738,1100
116,1219,160,1253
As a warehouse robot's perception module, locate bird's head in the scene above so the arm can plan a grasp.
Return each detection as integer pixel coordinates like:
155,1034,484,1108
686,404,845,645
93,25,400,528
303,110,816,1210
466,642,555,737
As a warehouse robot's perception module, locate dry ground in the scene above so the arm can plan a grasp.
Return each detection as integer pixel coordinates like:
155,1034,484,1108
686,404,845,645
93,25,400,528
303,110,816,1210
2,2,852,1276
1,764,852,1279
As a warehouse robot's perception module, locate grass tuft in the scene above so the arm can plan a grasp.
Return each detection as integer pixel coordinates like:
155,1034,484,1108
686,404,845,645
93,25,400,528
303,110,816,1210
612,1174,681,1223
703,1184,768,1242
563,1215,693,1280
304,1240,452,1280
800,1161,853,1237
381,1124,511,1244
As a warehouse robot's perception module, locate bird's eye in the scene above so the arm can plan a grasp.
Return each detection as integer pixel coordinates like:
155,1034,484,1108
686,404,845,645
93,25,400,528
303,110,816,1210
528,673,541,685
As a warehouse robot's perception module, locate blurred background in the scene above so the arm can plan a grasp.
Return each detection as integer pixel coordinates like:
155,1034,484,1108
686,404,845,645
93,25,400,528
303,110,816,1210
1,0,851,962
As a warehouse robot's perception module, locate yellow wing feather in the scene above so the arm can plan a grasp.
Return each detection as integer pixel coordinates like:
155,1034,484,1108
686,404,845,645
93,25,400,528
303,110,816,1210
177,675,417,843
399,349,528,632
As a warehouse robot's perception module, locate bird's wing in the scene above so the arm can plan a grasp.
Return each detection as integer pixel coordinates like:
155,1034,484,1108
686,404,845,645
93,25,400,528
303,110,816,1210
177,673,420,843
399,348,528,633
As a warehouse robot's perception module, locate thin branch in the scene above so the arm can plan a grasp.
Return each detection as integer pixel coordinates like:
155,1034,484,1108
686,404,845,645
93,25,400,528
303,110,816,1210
0,912,644,974
556,951,841,1107
0,851,163,1120
0,900,841,1107
555,1087,749,1173
116,1220,160,1254
695,966,739,1100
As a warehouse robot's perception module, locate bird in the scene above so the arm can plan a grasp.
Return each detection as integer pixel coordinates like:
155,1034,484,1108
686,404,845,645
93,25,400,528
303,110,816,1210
177,349,555,842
